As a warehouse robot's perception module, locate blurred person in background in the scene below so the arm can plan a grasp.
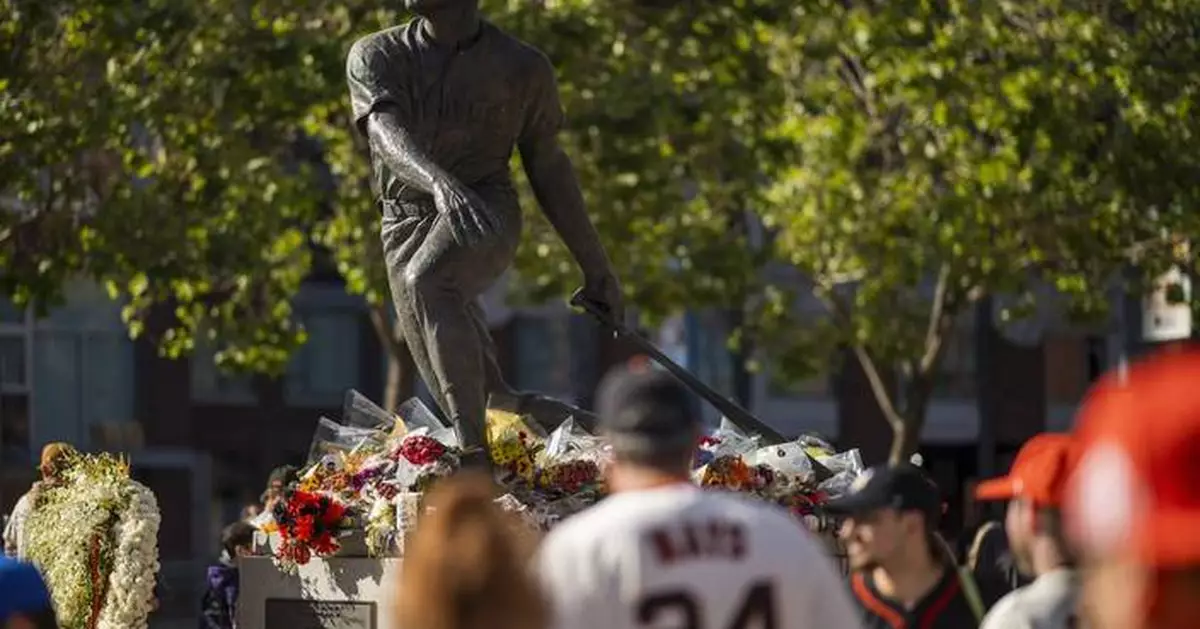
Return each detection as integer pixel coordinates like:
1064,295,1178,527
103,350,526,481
199,521,256,629
0,556,58,629
3,443,77,559
394,472,544,629
967,520,1026,596
1066,348,1200,629
537,367,859,629
830,463,988,628
974,433,1080,629
260,465,297,514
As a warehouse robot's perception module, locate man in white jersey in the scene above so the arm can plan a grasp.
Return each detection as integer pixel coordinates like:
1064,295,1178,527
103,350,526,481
536,366,861,629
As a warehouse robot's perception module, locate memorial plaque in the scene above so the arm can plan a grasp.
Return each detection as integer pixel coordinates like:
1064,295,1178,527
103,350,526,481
265,599,376,629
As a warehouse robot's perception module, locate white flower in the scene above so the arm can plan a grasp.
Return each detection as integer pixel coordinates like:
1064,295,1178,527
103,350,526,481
97,482,160,629
23,455,161,629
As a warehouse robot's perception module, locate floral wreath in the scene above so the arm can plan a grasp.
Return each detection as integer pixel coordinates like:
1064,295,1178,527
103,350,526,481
23,453,161,629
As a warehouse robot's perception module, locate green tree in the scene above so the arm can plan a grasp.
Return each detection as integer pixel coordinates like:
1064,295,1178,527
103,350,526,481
757,0,1200,462
2,0,332,374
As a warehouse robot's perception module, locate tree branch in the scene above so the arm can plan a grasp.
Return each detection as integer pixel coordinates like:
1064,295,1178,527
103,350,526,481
815,283,905,431
918,263,952,374
368,302,403,358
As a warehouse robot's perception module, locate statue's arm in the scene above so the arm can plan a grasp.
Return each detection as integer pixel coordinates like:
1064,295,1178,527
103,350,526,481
363,109,449,194
518,55,614,279
346,38,450,194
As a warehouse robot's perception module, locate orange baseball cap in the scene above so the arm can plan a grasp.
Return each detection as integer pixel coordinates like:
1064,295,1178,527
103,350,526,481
1065,347,1200,568
975,433,1075,506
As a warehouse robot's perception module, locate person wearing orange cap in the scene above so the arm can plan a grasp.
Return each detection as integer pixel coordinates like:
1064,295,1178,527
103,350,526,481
1065,347,1200,629
974,433,1080,629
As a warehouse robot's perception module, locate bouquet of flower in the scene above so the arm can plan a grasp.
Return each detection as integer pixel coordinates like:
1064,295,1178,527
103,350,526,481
487,410,541,484
271,490,354,571
536,418,607,497
698,454,755,491
297,450,374,501
389,431,461,493
747,441,818,499
363,494,399,557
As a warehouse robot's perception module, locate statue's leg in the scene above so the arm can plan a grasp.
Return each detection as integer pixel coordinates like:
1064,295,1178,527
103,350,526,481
382,215,451,416
470,299,519,403
403,215,519,470
469,298,599,434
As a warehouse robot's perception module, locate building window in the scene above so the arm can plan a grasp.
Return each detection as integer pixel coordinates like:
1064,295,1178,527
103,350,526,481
935,325,977,398
190,341,257,405
0,283,136,459
33,328,136,445
1043,335,1091,404
285,308,363,408
1,298,31,463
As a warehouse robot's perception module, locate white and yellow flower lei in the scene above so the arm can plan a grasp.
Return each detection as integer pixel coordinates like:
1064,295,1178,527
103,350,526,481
23,453,161,629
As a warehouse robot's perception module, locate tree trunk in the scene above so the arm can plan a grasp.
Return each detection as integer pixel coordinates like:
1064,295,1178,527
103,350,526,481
368,303,416,412
889,369,936,465
383,343,416,412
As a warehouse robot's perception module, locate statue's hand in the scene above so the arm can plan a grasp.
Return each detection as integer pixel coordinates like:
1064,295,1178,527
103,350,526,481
578,271,624,326
432,176,499,246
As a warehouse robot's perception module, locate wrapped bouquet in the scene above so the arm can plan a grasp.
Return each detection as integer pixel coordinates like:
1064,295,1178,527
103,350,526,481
487,409,542,484
270,490,354,571
535,418,608,498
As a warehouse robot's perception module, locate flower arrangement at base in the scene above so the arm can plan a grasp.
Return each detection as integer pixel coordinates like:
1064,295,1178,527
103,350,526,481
487,410,541,484
270,490,354,572
23,452,161,629
699,455,754,491
392,434,460,492
363,497,398,557
536,459,602,496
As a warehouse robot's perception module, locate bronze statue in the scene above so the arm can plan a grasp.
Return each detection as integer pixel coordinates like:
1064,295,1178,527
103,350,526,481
347,0,622,469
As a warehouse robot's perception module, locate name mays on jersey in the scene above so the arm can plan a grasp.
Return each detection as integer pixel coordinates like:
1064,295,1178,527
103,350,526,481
648,519,748,565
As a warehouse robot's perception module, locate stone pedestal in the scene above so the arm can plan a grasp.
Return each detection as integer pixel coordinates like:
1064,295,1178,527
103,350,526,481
237,557,401,629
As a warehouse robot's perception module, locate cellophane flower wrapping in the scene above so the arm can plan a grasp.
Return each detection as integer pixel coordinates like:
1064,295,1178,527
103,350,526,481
343,389,400,432
305,417,385,470
486,409,543,484
693,419,762,488
535,418,608,500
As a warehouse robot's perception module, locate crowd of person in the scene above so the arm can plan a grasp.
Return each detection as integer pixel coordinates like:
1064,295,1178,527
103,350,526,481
2,346,1199,629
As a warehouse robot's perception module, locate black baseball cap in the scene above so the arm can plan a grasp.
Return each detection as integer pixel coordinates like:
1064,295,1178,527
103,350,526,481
825,463,942,525
595,365,701,458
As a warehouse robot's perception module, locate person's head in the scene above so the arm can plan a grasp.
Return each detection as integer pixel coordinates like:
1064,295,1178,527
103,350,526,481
975,432,1076,576
38,442,76,481
395,472,545,629
262,465,297,504
1065,348,1200,629
594,366,701,490
221,521,256,560
828,463,943,573
0,558,57,629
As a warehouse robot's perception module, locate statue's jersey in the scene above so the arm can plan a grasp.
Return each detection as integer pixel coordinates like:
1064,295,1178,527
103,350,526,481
346,19,562,205
536,484,861,629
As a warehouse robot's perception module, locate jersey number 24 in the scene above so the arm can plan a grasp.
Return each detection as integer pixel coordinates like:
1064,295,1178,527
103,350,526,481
638,581,776,629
